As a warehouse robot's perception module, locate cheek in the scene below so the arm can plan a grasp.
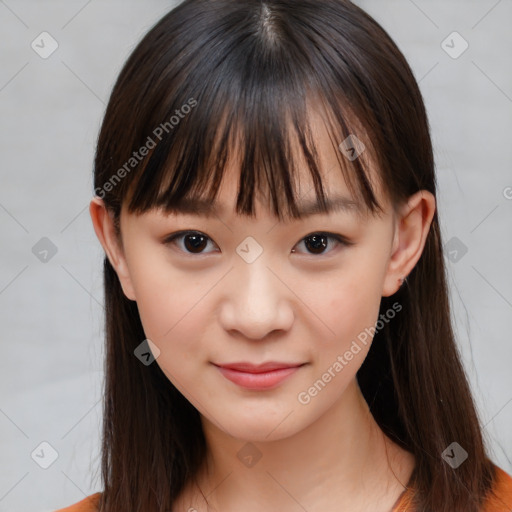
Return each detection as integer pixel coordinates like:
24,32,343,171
321,287,380,365
296,269,383,410
311,252,387,370
131,265,214,397
126,250,212,359
325,257,384,330
136,281,211,346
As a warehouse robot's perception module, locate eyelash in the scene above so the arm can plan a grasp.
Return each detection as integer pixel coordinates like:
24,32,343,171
163,230,353,257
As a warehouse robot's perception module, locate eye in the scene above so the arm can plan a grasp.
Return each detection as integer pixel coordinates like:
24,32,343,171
163,230,353,257
163,230,218,255
292,232,351,256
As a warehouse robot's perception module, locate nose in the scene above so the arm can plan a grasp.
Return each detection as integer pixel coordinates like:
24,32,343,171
218,258,295,341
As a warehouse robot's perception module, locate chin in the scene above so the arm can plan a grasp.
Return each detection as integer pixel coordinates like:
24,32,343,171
210,408,303,443
229,424,296,444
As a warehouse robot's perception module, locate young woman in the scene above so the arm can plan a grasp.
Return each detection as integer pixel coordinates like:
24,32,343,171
56,0,512,511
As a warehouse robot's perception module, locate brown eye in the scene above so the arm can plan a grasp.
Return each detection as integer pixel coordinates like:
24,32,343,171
164,231,217,255
304,234,329,254
183,233,208,253
163,230,352,257
291,232,350,256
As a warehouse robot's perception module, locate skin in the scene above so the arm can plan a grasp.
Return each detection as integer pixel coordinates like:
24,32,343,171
90,110,436,512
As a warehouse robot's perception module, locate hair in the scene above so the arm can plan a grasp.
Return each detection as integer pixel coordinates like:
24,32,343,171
91,1,500,511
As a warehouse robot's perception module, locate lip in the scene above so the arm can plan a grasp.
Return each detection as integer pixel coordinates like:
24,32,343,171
216,361,305,373
213,361,306,390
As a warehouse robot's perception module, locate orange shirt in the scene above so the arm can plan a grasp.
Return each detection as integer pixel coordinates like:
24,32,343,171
54,492,101,512
392,465,512,512
54,465,512,512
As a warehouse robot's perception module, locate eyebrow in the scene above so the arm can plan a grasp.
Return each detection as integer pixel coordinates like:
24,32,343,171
166,194,363,218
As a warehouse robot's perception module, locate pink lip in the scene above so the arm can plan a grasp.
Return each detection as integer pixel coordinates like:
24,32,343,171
213,362,305,390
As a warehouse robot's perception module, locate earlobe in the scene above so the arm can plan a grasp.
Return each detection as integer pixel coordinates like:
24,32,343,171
382,190,436,297
89,197,137,301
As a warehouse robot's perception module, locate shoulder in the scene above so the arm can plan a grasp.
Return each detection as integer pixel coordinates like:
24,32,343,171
482,465,512,511
53,492,102,512
392,464,512,512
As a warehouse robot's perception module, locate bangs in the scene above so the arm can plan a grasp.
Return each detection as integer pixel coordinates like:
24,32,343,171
125,94,383,223
107,0,391,222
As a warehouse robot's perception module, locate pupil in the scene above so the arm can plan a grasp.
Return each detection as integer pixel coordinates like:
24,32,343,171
306,235,327,254
182,234,329,254
185,234,207,253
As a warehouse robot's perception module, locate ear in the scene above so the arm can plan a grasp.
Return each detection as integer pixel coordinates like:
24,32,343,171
89,196,137,301
382,190,436,297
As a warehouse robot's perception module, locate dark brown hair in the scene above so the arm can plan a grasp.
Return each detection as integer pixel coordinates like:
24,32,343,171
92,1,499,510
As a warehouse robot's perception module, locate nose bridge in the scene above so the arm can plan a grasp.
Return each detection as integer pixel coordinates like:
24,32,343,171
219,246,294,339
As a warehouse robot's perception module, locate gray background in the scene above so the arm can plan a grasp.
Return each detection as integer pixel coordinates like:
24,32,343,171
0,1,511,510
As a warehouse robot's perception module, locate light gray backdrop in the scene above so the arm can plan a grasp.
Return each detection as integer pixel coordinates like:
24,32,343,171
0,1,511,511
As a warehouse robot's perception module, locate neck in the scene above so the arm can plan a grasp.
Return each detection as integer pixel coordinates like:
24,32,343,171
187,378,414,512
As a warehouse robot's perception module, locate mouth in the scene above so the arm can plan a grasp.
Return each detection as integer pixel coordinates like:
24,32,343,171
212,361,307,390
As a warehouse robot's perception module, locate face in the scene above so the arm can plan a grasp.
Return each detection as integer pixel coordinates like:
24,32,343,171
99,113,424,444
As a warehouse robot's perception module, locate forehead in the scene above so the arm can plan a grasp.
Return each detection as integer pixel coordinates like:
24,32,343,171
179,161,361,218
171,110,383,221
121,98,387,223
165,192,363,219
